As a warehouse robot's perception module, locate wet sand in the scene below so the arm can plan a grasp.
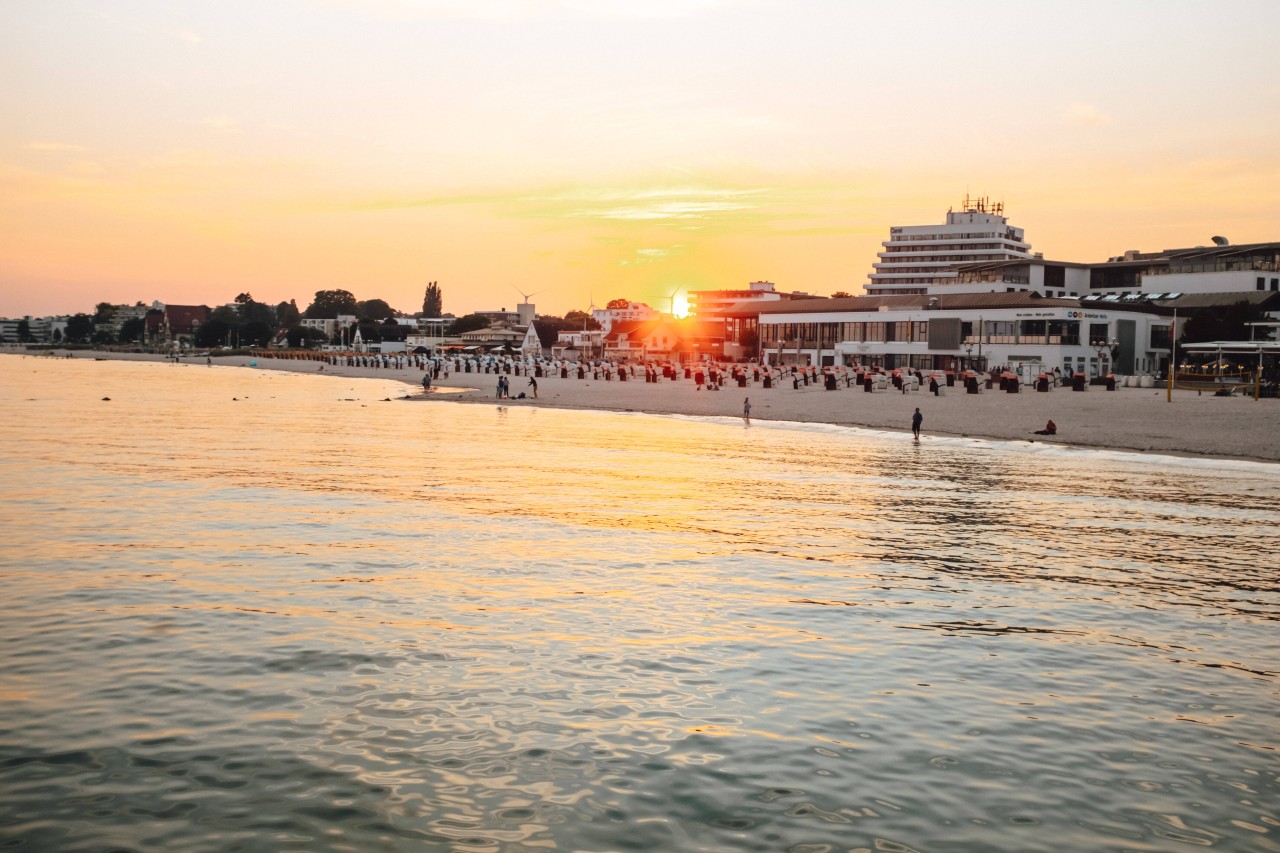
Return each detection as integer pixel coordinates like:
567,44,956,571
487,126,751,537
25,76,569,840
33,350,1280,462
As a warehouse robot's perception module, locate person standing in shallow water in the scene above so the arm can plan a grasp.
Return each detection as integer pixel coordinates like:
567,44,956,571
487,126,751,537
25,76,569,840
527,376,538,399
912,407,923,441
743,397,751,422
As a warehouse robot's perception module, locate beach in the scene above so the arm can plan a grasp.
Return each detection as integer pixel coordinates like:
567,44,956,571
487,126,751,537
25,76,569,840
27,349,1280,462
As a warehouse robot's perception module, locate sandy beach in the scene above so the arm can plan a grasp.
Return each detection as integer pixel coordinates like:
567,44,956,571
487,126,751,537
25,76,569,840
29,350,1280,462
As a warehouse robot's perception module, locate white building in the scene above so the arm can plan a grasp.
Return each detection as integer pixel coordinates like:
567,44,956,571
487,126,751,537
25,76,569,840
949,259,1090,299
593,302,659,334
866,196,1034,296
1085,241,1280,296
686,281,800,318
552,329,604,360
300,314,357,345
726,291,1201,380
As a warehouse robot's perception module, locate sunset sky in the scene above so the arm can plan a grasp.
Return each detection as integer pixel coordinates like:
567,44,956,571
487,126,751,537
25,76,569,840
3,0,1278,319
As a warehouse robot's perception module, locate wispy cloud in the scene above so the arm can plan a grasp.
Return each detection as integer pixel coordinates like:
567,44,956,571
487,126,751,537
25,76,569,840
625,244,686,264
547,186,770,223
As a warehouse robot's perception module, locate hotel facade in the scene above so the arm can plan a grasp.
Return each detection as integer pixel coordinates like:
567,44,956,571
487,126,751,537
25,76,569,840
718,201,1279,379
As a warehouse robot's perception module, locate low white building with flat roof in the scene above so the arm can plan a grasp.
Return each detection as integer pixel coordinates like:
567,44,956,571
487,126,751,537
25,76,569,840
721,291,1224,380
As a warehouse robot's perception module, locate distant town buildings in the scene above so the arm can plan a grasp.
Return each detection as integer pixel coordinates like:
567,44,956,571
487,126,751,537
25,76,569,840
5,200,1277,375
592,301,659,334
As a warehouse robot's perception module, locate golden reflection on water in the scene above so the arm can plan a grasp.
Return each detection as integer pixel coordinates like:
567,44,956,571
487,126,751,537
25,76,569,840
2,357,1279,853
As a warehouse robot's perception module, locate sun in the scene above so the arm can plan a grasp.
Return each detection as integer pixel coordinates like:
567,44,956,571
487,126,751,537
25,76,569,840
671,293,691,318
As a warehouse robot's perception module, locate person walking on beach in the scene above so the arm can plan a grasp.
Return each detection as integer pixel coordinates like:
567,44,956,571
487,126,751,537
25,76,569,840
911,407,923,441
422,372,432,393
527,376,538,399
743,397,751,422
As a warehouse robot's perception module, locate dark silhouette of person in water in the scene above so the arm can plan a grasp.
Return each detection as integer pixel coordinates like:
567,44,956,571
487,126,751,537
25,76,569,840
911,407,923,441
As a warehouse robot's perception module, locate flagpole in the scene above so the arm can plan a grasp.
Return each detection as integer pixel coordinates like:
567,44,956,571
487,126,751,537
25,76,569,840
1167,309,1176,403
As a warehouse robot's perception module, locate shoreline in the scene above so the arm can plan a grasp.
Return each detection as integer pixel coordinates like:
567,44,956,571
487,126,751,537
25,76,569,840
18,349,1279,464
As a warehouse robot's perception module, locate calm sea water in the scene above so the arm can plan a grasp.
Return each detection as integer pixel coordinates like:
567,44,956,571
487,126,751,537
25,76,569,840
1,356,1277,853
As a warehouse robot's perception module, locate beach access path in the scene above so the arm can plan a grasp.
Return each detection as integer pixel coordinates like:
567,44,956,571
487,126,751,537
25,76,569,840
30,350,1280,463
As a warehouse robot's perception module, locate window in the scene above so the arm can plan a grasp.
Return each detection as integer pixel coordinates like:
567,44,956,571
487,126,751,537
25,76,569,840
1260,277,1267,291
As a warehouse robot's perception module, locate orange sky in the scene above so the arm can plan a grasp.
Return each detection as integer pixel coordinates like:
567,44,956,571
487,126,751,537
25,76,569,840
2,0,1278,318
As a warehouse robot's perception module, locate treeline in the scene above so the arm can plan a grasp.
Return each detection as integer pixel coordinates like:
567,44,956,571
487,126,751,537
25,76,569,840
47,283,631,350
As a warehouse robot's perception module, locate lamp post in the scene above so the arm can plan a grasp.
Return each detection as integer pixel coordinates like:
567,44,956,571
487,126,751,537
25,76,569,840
1091,337,1119,377
964,316,985,371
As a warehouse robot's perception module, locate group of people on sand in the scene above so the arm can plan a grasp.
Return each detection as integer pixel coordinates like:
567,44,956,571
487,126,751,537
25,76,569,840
298,350,1067,440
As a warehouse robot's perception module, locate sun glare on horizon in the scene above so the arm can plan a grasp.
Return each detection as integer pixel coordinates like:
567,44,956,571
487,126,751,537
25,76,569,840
671,293,690,319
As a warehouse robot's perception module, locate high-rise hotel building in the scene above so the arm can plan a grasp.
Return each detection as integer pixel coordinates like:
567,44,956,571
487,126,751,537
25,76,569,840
865,196,1034,295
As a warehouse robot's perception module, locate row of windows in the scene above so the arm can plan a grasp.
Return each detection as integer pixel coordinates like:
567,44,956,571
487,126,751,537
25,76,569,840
882,244,1012,254
1171,260,1279,274
956,274,1032,285
761,320,1100,346
880,256,1013,266
889,232,1014,242
1257,277,1280,291
874,267,964,275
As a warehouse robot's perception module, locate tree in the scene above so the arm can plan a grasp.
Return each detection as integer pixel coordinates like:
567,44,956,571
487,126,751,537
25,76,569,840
15,319,31,343
287,325,327,348
51,327,63,343
235,292,254,304
210,305,241,327
239,299,276,330
830,291,855,299
356,319,383,343
304,289,357,319
421,281,443,317
276,300,301,327
242,321,275,347
91,328,115,345
195,318,231,348
65,313,94,343
606,298,630,309
447,313,491,335
1180,300,1268,344
118,317,145,343
564,310,601,330
356,298,396,321
534,315,571,348
93,302,116,323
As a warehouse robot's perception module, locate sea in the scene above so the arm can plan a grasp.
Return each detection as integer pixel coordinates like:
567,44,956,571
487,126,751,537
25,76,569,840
1,356,1277,853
